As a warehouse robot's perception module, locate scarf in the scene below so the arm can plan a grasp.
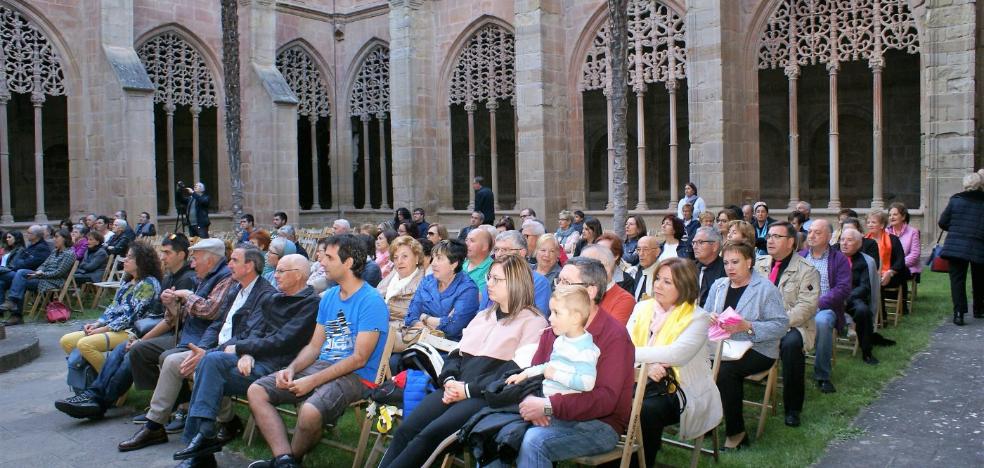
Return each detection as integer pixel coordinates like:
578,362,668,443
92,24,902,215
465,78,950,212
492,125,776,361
555,226,577,243
385,268,419,302
865,231,892,274
683,194,698,206
631,300,696,385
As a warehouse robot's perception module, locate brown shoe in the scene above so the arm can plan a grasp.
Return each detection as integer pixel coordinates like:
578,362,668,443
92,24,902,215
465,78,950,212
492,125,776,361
118,426,168,452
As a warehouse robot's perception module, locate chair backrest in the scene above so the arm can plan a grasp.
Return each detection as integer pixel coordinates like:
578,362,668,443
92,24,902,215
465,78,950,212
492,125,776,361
57,261,81,297
372,324,400,385
99,255,117,282
617,363,651,468
709,340,724,381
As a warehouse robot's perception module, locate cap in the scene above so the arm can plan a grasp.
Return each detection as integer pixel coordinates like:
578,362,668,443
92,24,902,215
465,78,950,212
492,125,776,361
188,238,226,258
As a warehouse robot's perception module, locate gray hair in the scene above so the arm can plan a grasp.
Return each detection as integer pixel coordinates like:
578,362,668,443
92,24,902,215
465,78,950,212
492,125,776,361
238,244,266,276
279,224,296,238
495,230,527,250
812,218,834,234
797,201,812,211
114,219,128,228
567,257,608,305
841,228,863,242
479,224,498,239
269,237,291,256
522,219,546,236
27,225,46,238
963,171,983,191
694,226,723,252
333,219,351,230
279,254,311,280
195,182,206,191
580,244,615,276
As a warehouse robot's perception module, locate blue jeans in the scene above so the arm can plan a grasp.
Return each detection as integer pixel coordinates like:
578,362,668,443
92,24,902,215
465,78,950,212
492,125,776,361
813,309,836,381
89,342,134,407
484,419,618,468
0,269,14,300
183,351,272,443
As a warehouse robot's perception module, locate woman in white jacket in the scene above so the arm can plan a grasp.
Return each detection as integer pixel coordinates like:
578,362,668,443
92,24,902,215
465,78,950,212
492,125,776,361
625,257,723,467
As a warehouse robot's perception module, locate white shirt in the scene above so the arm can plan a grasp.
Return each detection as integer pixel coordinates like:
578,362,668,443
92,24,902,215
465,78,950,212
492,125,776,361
634,263,658,300
658,243,679,262
218,277,258,346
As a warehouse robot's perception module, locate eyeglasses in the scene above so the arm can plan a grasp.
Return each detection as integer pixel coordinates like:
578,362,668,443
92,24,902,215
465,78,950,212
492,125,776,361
486,274,506,285
636,247,659,253
693,240,717,246
553,278,588,287
493,247,523,255
427,231,438,237
765,234,791,240
274,268,299,275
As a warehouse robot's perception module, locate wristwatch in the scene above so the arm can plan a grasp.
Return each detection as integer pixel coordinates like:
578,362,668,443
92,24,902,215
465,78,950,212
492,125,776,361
544,400,553,417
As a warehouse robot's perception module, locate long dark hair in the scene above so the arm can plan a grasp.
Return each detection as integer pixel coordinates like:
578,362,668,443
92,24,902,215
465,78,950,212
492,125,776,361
129,240,163,281
5,231,24,249
393,207,412,227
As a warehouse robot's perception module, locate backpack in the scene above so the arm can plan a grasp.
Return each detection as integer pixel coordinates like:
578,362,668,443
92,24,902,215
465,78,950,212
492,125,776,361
66,349,96,394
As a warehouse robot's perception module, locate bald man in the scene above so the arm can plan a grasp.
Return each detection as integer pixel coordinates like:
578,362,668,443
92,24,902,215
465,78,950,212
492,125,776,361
631,236,661,301
463,227,494,290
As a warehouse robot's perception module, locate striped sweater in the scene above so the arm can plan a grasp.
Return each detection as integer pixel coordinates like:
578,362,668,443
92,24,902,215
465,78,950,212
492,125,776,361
525,331,600,396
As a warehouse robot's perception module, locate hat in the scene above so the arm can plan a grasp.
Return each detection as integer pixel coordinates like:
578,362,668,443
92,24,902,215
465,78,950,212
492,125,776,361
188,238,226,258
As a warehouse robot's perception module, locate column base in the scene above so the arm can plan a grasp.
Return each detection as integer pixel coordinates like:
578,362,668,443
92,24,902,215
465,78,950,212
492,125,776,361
827,200,841,210
668,199,678,210
34,213,48,223
787,199,800,209
870,199,884,210
0,215,12,224
635,202,649,211
310,204,322,210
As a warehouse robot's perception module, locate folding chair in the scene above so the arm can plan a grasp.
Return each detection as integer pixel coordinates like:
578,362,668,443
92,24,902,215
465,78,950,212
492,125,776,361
88,257,124,309
569,363,649,468
26,261,83,321
742,360,779,440
881,285,904,328
661,340,722,468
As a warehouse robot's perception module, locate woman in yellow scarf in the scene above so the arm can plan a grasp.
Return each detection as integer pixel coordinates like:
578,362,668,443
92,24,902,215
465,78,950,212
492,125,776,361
624,257,722,467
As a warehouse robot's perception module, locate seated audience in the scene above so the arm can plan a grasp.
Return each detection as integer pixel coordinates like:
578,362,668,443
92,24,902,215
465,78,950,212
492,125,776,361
0,231,25,269
404,239,479,342
751,201,776,255
105,219,136,258
396,220,419,239
522,219,546,265
494,216,516,232
135,211,157,237
716,209,738,236
263,237,296,290
376,236,425,327
425,223,449,243
478,231,551,314
726,220,756,249
174,253,318,466
379,255,547,467
864,210,910,308
74,231,108,284
625,257,722,466
458,211,484,241
59,241,162,372
278,225,308,259
622,215,647,266
573,217,602,257
412,208,429,238
596,232,636,295
659,215,692,261
374,229,398,278
71,225,88,260
831,208,859,245
463,228,494,291
534,234,562,288
0,225,52,311
632,236,661,301
838,229,880,364
1,228,74,325
692,226,725,308
238,214,256,243
887,202,921,283
248,229,271,252
707,241,788,451
246,234,389,468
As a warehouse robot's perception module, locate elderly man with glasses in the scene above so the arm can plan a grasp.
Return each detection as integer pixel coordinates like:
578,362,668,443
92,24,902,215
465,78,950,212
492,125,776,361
476,230,551,315
692,227,725,308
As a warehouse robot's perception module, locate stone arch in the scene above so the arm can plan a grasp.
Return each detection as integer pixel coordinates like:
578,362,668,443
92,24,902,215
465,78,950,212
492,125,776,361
277,40,334,210
278,38,336,112
347,39,391,210
0,1,77,222
135,24,224,99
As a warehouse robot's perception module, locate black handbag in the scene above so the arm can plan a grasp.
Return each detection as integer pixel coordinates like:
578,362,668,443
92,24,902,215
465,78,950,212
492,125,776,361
133,317,163,338
644,366,687,414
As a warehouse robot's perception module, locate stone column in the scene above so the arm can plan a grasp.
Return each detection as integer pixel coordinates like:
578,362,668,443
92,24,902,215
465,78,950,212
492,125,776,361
389,0,440,213
786,64,800,209
361,115,371,208
465,102,476,211
191,104,201,184
487,100,499,210
30,70,47,223
634,85,648,211
514,0,571,228
309,117,321,210
164,102,177,216
377,112,390,209
604,88,614,211
0,89,11,224
667,79,679,209
828,62,840,209
685,0,757,206
870,57,884,210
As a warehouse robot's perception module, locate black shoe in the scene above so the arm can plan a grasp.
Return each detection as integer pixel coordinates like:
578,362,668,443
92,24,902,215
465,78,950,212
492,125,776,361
3,315,23,326
818,380,837,394
0,300,15,311
954,313,965,326
175,454,217,468
247,459,275,468
272,454,301,468
165,409,187,434
973,311,984,319
720,435,750,452
216,415,243,444
173,433,225,461
863,354,880,365
55,396,105,419
118,426,168,452
785,411,801,427
131,413,150,424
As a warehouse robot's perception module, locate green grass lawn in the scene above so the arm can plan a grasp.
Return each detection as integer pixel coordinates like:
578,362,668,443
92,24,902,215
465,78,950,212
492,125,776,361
110,272,952,467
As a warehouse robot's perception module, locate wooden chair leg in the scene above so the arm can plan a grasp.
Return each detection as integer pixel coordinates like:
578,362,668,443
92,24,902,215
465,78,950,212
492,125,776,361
243,414,256,446
351,413,374,468
689,434,704,468
757,367,777,440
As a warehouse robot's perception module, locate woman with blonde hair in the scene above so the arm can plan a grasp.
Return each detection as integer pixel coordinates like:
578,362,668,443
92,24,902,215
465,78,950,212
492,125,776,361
626,257,722,465
380,254,547,467
424,223,449,243
725,220,756,250
376,236,425,326
555,210,581,256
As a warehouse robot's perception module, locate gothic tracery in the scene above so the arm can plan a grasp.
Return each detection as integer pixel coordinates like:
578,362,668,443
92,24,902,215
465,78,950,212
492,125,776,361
277,46,331,118
350,45,389,117
579,0,687,92
448,24,515,106
137,32,217,109
0,5,66,97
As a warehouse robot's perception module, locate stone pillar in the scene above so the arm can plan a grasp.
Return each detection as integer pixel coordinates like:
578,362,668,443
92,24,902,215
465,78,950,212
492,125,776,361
389,0,440,214
239,0,300,224
377,113,390,209
828,62,840,209
309,117,321,209
191,104,201,184
99,0,157,223
361,115,372,208
0,89,11,224
164,102,176,216
685,0,757,207
514,0,570,230
30,79,47,223
920,0,977,238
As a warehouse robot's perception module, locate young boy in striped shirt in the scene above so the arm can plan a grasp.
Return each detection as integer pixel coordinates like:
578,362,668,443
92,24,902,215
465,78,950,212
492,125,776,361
506,285,601,396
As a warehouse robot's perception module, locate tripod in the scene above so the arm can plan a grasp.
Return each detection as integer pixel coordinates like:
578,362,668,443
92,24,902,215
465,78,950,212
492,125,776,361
173,210,189,236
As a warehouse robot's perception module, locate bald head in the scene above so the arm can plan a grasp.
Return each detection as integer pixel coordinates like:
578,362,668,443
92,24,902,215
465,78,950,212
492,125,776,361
580,244,616,282
638,235,661,269
806,218,833,253
466,227,493,262
276,254,311,295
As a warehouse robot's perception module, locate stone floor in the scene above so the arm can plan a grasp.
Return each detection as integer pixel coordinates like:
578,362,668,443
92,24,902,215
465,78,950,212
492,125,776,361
0,321,248,468
816,316,984,467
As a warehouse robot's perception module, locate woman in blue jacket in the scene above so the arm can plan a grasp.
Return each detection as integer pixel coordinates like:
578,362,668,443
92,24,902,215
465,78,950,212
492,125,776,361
404,239,479,341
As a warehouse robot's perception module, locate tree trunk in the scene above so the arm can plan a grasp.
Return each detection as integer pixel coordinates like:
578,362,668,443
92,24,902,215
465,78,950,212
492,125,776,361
607,0,629,238
221,0,244,221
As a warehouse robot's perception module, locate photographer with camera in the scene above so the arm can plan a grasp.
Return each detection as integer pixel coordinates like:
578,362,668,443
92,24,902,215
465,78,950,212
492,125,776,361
177,181,211,238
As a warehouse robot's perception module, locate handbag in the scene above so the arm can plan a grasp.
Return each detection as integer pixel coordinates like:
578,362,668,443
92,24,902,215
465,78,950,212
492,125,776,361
133,317,163,338
45,301,71,323
644,366,687,414
926,232,949,273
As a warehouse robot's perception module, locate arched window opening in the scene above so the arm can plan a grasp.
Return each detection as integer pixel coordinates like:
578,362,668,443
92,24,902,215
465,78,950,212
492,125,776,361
277,46,332,210
449,24,516,211
350,45,391,210
579,1,689,211
0,6,68,223
138,32,219,217
757,0,920,210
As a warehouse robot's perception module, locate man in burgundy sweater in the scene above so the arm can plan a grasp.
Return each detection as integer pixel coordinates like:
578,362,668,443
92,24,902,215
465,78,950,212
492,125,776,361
490,257,635,466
